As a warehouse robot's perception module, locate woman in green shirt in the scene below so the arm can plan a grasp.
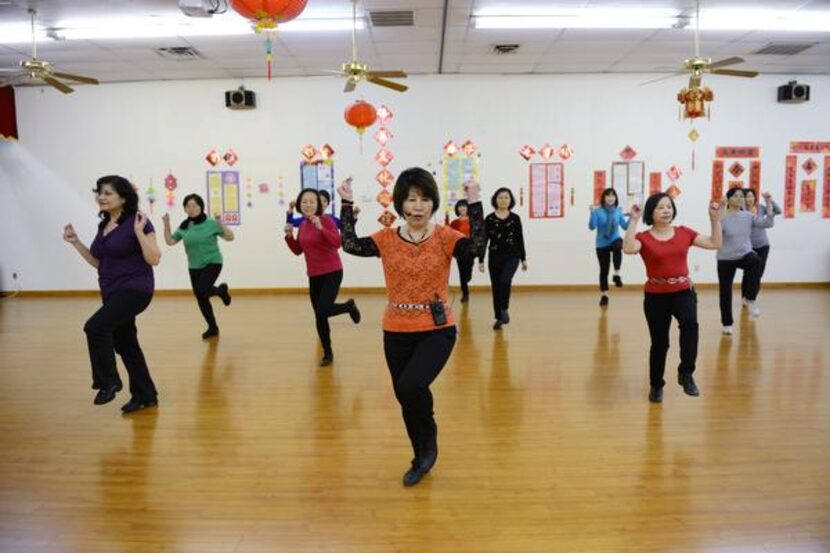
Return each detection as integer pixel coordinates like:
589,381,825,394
163,194,234,339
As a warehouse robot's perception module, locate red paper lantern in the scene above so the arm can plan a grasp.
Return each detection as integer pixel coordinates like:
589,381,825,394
344,100,378,135
230,0,308,31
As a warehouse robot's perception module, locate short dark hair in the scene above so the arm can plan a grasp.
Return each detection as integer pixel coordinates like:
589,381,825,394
491,187,516,210
454,199,469,217
642,193,677,226
600,187,619,207
318,189,331,203
296,188,323,216
393,167,440,216
725,187,744,200
94,175,138,227
743,188,757,201
182,193,205,213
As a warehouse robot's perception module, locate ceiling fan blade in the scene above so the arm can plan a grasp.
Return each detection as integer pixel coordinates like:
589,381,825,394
709,56,744,69
51,71,99,85
637,72,684,86
42,75,74,94
366,76,408,92
344,78,357,93
366,70,407,78
710,68,759,78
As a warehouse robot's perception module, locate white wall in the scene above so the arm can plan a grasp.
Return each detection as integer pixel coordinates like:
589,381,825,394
1,73,829,292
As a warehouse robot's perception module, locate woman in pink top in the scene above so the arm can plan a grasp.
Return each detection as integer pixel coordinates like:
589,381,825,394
284,188,361,366
623,193,722,404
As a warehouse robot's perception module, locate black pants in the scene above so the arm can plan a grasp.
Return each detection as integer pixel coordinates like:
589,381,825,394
596,239,623,292
309,270,351,356
84,290,157,401
643,289,698,389
456,257,474,296
383,327,457,461
189,263,223,330
488,255,520,320
718,252,763,326
741,246,770,299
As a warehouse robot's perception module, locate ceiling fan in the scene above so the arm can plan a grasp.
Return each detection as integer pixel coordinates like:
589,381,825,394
329,0,408,93
640,0,759,88
0,9,99,94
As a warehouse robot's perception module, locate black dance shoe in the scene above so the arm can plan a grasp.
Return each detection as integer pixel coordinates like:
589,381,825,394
218,283,232,306
599,295,609,307
320,354,334,367
202,327,219,340
501,309,510,324
648,387,663,403
347,299,361,324
93,382,123,405
403,459,426,487
613,275,623,287
460,292,469,303
493,319,503,330
679,375,700,397
121,397,158,414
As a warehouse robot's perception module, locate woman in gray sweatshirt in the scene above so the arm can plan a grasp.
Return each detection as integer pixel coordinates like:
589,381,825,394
717,188,774,334
741,188,781,304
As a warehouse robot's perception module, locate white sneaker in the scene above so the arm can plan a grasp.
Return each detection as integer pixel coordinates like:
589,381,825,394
748,301,761,318
741,297,750,307
722,326,734,335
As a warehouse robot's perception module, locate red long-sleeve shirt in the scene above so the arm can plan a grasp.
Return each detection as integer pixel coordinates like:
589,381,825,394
285,216,343,276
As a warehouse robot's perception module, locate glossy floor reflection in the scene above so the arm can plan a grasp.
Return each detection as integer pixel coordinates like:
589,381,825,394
1,289,828,552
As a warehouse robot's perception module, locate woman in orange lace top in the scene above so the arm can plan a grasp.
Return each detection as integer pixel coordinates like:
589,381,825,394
338,168,485,487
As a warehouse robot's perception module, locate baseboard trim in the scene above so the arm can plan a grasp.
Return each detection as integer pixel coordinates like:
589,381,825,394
4,281,829,298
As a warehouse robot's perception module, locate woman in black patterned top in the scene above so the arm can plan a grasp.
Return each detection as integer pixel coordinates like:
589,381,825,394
478,187,527,330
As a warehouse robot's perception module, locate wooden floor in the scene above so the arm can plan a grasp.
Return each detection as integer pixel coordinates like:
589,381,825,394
1,288,829,553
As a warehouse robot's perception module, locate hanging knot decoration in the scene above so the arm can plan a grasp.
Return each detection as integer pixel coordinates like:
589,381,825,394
344,100,378,152
677,86,714,120
229,0,308,81
677,86,713,171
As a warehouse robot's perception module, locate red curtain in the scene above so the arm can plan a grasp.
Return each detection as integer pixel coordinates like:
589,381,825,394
0,86,19,140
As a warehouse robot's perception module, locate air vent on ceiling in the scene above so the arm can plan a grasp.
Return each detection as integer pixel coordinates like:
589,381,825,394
751,43,816,56
492,44,521,55
156,46,204,60
369,10,414,27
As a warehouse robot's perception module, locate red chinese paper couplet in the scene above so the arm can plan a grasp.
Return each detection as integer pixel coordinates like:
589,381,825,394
593,171,606,204
784,155,797,218
749,160,761,197
823,156,830,218
649,172,662,195
715,146,760,158
800,180,817,212
711,160,724,202
789,141,830,154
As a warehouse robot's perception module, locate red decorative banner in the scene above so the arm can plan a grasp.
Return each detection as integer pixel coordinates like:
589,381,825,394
711,160,724,202
729,180,744,190
749,160,761,196
790,141,830,154
801,180,817,212
0,86,18,141
823,156,830,218
649,172,662,195
593,170,606,204
784,155,797,218
716,146,760,158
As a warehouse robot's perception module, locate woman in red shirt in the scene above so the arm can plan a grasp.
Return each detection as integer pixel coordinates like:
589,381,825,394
623,193,722,403
284,188,361,367
338,169,485,487
449,199,474,303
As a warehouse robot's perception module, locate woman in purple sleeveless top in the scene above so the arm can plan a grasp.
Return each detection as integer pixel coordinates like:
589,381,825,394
63,176,161,414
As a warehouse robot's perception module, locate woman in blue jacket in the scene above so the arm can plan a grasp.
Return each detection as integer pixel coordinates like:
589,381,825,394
589,188,630,306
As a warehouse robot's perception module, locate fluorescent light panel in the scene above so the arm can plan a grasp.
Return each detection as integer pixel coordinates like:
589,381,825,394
0,16,362,44
473,7,830,32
